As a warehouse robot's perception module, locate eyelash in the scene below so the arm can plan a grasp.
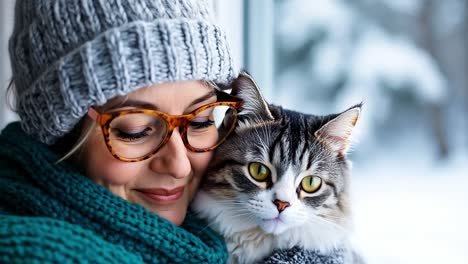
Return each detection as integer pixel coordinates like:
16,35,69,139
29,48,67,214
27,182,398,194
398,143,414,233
115,127,152,141
189,120,214,129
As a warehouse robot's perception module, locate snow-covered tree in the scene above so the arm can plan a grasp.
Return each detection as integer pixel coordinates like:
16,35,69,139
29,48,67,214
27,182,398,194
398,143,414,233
274,0,451,157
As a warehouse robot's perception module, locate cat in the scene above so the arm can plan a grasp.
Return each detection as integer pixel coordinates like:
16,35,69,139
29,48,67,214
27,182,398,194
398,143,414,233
192,72,362,264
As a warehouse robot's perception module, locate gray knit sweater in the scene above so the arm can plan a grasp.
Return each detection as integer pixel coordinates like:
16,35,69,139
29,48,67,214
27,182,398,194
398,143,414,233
261,246,365,264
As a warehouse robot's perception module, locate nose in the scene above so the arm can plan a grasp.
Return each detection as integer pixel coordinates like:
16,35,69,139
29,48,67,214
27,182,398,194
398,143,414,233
149,129,191,179
273,199,290,213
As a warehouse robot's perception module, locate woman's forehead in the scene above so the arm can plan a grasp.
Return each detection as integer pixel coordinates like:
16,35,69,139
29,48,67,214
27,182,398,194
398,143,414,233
101,80,215,111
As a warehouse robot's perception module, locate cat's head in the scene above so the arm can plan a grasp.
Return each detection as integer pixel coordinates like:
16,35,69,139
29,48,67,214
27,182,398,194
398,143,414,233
199,72,361,238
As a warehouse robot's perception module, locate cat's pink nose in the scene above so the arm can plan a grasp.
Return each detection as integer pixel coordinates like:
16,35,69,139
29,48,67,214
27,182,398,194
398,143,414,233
273,199,290,212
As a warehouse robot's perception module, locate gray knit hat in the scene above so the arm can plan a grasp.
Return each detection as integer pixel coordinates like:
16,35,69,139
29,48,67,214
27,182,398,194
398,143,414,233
9,0,236,145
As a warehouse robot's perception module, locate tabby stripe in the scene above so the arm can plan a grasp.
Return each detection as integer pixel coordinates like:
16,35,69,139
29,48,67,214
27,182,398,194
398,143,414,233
279,137,286,162
208,159,244,173
304,190,331,207
298,129,310,163
288,115,300,161
324,180,338,197
269,124,288,163
306,154,314,170
202,181,233,191
233,171,261,192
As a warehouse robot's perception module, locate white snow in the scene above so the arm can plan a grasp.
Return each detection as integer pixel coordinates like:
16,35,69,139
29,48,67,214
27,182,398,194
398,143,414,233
350,152,468,264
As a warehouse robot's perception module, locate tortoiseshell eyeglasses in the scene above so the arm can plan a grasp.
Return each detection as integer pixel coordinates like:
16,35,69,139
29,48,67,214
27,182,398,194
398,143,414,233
87,91,243,162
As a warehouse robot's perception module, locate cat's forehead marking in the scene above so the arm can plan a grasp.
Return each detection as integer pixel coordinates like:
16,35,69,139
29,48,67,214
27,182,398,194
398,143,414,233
274,165,297,203
300,159,322,178
248,126,276,164
299,148,312,171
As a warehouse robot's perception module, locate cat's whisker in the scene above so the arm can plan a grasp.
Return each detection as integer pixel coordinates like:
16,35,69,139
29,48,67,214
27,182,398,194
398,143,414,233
218,199,244,205
311,215,347,234
219,201,248,208
197,220,220,233
316,213,343,220
224,211,252,218
210,205,254,219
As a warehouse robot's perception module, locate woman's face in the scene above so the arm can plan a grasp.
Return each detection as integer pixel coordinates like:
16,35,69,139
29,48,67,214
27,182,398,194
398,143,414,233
80,81,215,225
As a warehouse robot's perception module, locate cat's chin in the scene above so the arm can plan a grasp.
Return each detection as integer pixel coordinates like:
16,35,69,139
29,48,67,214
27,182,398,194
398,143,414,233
259,217,291,235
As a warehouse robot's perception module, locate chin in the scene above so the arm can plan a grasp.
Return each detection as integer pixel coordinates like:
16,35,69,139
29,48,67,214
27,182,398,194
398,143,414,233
153,211,186,226
260,219,290,235
155,208,187,226
132,189,191,226
168,216,185,226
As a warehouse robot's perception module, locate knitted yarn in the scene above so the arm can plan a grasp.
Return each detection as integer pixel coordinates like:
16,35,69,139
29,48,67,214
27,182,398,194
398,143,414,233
0,122,228,263
9,0,236,144
260,246,364,264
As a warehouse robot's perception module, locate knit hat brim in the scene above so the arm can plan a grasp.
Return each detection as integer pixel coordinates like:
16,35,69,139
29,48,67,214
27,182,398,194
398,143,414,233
18,19,236,145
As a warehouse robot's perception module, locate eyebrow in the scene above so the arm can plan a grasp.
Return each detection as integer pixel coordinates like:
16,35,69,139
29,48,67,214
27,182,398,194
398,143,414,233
189,90,216,106
110,90,217,111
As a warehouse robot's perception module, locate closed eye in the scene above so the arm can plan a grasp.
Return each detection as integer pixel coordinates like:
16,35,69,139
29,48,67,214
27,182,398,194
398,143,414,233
189,120,215,129
114,127,152,141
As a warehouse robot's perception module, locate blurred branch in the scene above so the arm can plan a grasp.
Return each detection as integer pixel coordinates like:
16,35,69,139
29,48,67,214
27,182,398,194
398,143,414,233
420,0,449,158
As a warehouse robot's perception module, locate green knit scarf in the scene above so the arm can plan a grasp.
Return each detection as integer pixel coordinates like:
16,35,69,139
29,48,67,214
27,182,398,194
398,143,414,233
0,122,228,263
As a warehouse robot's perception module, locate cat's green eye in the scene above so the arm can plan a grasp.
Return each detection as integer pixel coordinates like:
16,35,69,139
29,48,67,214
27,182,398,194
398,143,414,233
248,162,271,182
301,176,322,193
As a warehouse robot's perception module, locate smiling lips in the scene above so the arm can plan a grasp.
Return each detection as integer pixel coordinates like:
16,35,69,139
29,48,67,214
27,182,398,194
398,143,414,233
135,186,185,205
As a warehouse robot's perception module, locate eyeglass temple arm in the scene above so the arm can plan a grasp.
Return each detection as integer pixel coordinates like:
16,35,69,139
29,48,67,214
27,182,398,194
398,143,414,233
87,108,100,122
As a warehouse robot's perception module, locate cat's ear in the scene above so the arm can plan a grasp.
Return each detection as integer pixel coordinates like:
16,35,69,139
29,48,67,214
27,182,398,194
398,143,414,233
315,104,362,155
229,71,275,121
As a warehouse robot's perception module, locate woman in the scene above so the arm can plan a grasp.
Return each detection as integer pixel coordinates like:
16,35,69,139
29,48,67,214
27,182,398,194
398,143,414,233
0,0,240,263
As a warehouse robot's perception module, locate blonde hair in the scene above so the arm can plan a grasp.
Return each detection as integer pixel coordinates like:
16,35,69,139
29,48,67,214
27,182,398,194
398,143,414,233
55,93,131,164
55,117,97,164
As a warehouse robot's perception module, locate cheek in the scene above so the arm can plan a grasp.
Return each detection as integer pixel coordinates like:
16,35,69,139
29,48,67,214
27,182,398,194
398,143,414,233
186,151,213,198
81,133,139,185
190,151,213,174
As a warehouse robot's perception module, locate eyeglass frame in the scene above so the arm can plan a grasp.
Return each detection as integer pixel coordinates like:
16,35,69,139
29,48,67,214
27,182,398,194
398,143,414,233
87,90,243,162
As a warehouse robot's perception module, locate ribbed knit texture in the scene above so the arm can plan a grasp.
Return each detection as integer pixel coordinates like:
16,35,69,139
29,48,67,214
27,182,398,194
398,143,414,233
260,246,359,264
9,0,237,145
0,122,228,263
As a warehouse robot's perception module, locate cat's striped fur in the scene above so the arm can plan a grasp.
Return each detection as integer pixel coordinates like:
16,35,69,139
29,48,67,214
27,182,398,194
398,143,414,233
192,73,361,264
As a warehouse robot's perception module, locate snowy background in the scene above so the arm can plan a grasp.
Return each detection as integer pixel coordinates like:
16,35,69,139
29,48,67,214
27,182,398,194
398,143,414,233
273,0,468,263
